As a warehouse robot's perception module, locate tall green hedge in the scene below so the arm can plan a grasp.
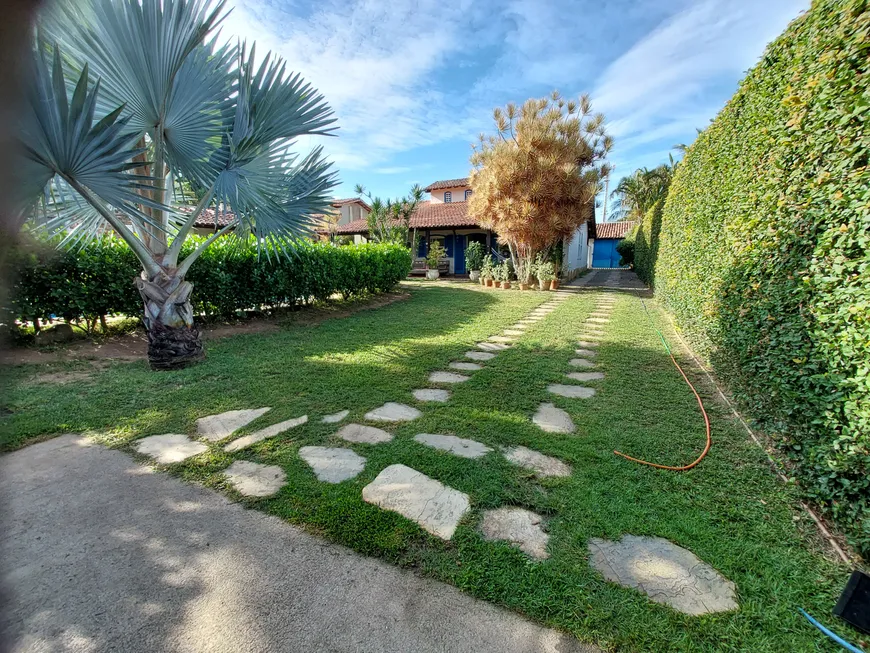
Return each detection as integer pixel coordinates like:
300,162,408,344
632,201,663,287
656,0,869,554
7,236,411,324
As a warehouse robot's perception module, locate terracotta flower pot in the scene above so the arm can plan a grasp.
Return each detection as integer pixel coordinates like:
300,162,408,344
502,281,511,289
538,279,548,291
486,279,494,287
519,283,530,291
550,280,560,290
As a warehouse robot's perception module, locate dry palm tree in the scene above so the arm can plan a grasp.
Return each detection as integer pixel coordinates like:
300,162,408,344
14,0,337,369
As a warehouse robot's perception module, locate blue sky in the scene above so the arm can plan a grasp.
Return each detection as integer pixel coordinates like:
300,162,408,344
224,0,808,219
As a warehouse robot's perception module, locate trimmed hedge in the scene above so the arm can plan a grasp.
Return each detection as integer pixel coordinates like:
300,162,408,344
655,0,869,554
7,236,412,324
632,201,664,287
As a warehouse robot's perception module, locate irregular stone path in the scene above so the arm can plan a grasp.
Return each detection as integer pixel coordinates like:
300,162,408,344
364,402,422,422
413,388,450,402
588,535,738,615
224,415,308,453
197,408,271,442
336,423,393,444
566,372,605,382
532,402,576,433
362,464,470,540
299,446,366,483
480,507,550,560
449,361,483,371
322,409,350,424
465,350,495,361
135,433,207,464
504,445,572,478
414,433,493,459
548,384,596,399
429,371,471,384
223,460,286,497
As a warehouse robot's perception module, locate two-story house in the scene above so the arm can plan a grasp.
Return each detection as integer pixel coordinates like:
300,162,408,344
332,177,595,276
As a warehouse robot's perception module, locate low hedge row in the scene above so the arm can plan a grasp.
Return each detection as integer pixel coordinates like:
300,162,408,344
655,0,869,554
7,236,412,324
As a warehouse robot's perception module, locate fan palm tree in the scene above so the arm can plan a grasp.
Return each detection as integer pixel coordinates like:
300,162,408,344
608,159,676,222
15,0,337,369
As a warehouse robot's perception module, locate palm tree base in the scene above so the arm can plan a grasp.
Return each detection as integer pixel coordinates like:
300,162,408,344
146,322,205,371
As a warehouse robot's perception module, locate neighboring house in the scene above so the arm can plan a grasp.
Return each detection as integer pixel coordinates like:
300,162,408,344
590,221,636,269
331,177,596,277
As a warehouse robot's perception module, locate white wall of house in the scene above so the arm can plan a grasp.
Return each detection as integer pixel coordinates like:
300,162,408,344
428,186,473,204
563,222,589,275
336,202,368,225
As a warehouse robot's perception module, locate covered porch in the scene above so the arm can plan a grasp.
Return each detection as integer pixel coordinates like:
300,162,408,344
411,228,497,275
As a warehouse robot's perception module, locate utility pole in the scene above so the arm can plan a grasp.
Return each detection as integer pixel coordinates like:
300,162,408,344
600,165,613,223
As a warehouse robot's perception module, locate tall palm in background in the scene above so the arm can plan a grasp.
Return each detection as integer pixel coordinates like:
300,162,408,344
15,0,337,369
608,155,677,222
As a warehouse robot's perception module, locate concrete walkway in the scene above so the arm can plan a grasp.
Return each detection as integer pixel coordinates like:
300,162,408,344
1,435,597,653
569,269,646,290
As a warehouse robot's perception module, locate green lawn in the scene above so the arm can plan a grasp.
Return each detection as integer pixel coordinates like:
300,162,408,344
1,282,860,651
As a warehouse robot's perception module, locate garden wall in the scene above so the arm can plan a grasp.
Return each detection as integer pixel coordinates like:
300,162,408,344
655,0,869,554
6,236,411,325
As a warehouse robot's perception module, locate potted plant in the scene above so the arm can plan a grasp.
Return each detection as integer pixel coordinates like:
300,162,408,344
426,241,446,280
536,261,555,290
497,261,512,289
465,241,484,282
480,255,494,286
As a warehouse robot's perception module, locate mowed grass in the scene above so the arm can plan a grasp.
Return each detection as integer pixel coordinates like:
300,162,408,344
1,282,859,652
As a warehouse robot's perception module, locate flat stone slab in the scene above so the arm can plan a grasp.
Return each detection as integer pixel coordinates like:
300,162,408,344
223,460,286,497
414,433,492,459
587,535,738,615
449,361,483,371
362,464,470,540
413,388,450,402
566,372,605,382
502,329,525,336
224,416,308,453
197,408,272,442
135,433,208,464
575,349,597,357
488,335,515,343
569,358,596,368
476,342,511,351
586,317,610,324
480,508,549,559
336,423,393,444
364,402,422,422
576,341,600,348
532,403,576,434
322,409,350,424
299,446,366,483
429,371,471,384
504,446,571,478
465,350,496,361
548,384,596,399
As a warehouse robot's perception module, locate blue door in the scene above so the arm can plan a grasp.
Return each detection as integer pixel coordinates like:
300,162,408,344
454,235,466,274
592,239,626,268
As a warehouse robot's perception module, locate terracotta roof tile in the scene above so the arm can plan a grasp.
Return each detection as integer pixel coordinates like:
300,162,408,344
423,177,469,192
595,221,635,239
331,197,372,211
333,201,480,234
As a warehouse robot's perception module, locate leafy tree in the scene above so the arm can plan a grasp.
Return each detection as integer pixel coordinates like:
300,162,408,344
468,91,611,282
609,156,677,222
14,0,337,369
355,184,423,246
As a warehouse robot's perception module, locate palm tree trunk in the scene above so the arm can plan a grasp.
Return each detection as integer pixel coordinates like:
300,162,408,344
135,269,204,370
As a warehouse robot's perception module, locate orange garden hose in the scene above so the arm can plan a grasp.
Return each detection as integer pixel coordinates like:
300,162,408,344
613,297,712,471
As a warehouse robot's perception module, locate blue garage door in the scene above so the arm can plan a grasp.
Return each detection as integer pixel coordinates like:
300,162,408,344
592,239,627,268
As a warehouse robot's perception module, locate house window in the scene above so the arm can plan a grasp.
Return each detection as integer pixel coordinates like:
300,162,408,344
444,191,452,203
465,189,472,200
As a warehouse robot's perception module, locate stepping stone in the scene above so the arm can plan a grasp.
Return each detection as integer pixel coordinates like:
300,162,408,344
476,342,510,352
587,535,738,615
590,312,611,318
575,348,597,357
509,324,529,330
135,433,207,464
569,358,596,368
197,408,272,442
566,372,605,382
532,402,575,434
224,415,308,452
429,371,470,384
336,423,393,444
362,464,470,540
413,388,450,402
465,350,496,361
449,361,483,371
223,460,286,497
488,335,515,343
299,446,366,483
322,409,350,424
576,341,600,348
578,333,605,340
587,317,610,324
364,402,421,422
504,445,571,477
414,433,492,459
480,507,549,560
547,384,596,399
502,329,525,336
